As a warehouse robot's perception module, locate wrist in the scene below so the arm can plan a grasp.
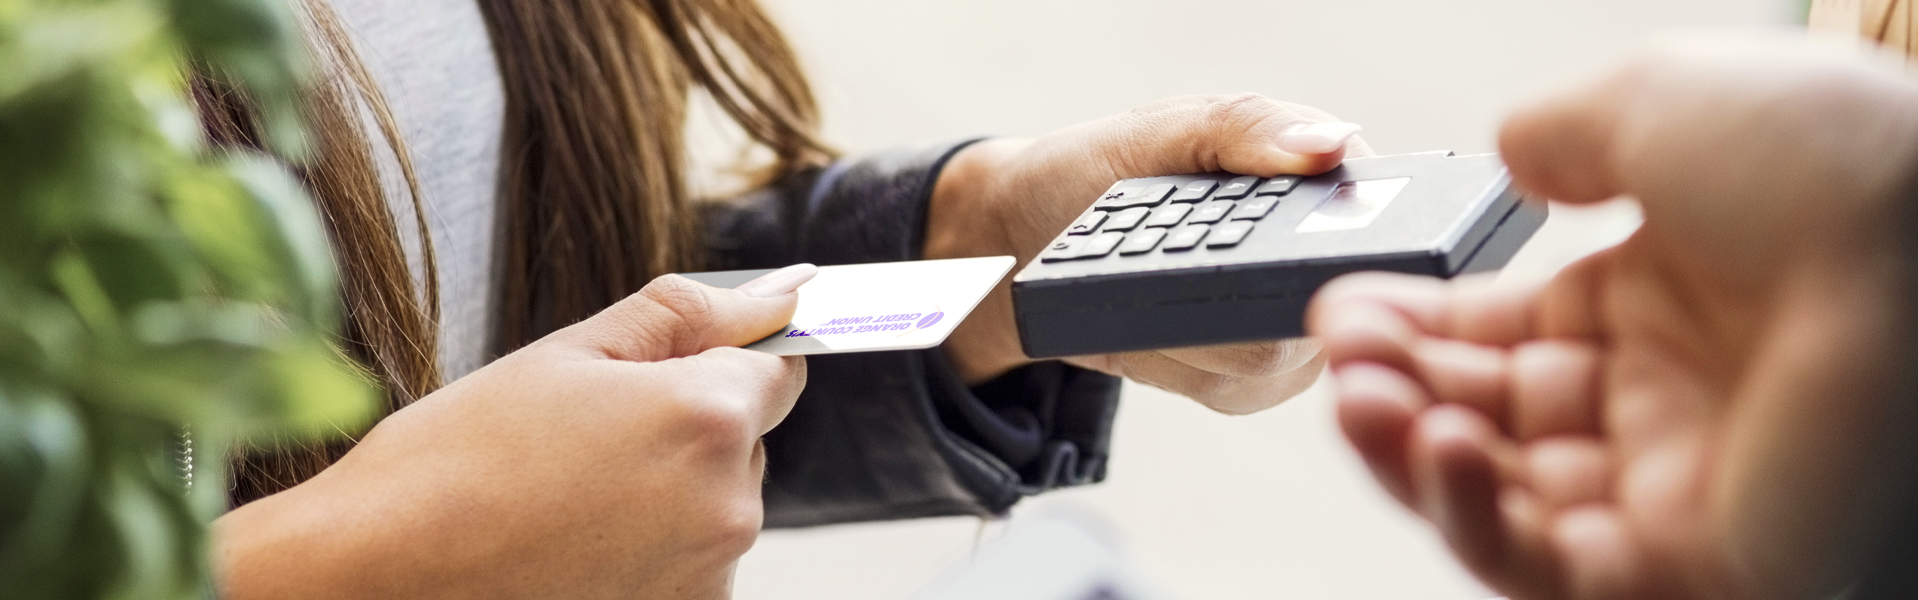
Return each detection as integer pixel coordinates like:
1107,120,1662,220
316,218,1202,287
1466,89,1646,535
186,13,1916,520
926,138,1028,261
215,471,373,599
928,138,1040,383
214,426,472,599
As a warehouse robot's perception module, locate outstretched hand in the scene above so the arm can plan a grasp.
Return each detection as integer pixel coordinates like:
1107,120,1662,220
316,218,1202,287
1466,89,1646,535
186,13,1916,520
1310,35,1918,600
933,94,1371,413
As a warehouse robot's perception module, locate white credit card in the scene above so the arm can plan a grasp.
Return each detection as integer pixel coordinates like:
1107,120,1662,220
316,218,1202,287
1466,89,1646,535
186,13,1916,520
678,256,1015,356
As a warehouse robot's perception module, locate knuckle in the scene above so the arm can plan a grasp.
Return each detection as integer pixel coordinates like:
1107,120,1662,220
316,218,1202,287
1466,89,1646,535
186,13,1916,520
1124,94,1210,119
1202,93,1278,125
708,346,792,383
701,345,760,363
722,349,806,418
633,275,718,350
680,492,764,562
704,497,765,557
666,391,756,450
1198,380,1287,416
639,275,719,325
663,348,802,445
784,356,809,393
1216,342,1298,378
1183,374,1244,413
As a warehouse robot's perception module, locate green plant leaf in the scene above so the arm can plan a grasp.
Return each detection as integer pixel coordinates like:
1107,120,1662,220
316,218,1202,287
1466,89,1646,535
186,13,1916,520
1,0,374,596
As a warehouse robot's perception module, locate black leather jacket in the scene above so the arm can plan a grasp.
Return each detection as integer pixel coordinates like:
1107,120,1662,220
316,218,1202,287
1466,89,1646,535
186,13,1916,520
701,140,1123,528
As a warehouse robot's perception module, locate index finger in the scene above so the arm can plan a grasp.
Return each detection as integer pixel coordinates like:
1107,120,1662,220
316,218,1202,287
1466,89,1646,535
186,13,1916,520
1308,258,1609,360
549,267,812,363
643,346,808,438
1090,94,1364,179
1308,272,1541,356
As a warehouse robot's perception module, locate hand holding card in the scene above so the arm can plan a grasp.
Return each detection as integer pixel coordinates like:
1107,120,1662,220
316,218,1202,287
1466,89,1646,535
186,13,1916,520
680,256,1016,356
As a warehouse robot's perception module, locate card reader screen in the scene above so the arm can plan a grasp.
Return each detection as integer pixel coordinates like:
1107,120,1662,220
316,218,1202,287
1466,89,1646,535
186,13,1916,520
1295,177,1411,233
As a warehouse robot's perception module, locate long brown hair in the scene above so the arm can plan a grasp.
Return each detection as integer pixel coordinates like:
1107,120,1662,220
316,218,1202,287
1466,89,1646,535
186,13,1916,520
481,0,832,346
210,0,831,504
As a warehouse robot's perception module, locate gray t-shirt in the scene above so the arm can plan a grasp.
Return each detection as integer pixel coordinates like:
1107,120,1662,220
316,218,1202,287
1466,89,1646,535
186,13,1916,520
327,0,504,380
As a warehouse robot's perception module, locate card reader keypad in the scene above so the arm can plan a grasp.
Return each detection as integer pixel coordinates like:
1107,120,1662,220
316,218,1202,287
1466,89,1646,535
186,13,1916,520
1214,176,1258,200
1118,228,1166,255
1142,204,1191,228
1066,211,1106,235
1014,152,1547,360
1187,201,1234,224
1080,231,1125,258
1169,180,1217,203
1093,183,1175,210
1101,207,1150,232
1229,196,1279,220
1161,224,1209,251
1042,174,1305,262
1206,221,1254,247
1255,176,1299,196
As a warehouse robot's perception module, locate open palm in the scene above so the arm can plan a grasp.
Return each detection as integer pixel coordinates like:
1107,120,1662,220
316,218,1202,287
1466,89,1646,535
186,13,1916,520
1307,35,1918,600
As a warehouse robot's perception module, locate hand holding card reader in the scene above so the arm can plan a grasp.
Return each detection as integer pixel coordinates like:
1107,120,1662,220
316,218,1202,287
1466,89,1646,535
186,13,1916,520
1011,151,1545,358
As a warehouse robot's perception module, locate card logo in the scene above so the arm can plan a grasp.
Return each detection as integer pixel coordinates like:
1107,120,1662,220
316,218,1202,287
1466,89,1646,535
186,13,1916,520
785,307,944,338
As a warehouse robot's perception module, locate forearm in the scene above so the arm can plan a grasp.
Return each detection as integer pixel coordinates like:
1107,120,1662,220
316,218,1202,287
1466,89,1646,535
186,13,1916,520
208,426,561,600
215,425,736,599
215,458,459,599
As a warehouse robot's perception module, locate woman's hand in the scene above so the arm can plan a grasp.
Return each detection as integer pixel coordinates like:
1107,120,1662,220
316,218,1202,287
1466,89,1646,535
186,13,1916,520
1309,36,1918,600
930,94,1371,414
216,265,818,600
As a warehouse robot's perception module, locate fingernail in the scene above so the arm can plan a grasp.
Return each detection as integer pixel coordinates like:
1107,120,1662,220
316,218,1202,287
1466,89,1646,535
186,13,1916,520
1279,122,1363,155
736,263,819,298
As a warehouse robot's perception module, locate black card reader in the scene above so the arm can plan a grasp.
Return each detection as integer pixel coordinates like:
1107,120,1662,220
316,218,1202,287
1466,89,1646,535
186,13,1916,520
1011,151,1544,359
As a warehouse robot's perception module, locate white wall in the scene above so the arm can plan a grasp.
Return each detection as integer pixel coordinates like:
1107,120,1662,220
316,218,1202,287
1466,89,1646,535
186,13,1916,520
735,2,1785,599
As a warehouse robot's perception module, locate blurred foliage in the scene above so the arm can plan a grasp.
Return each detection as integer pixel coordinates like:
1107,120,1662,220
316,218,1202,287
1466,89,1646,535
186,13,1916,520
0,0,375,598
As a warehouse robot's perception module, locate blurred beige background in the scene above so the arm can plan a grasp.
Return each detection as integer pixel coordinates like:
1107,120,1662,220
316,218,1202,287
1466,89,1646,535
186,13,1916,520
734,1,1789,599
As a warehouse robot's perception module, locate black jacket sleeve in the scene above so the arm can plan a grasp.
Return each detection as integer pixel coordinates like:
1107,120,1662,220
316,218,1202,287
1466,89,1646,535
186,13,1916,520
699,140,1123,527
1850,163,1918,600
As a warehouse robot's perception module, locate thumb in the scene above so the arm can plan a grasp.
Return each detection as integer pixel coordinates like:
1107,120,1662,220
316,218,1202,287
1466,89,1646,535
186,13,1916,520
1497,58,1638,206
1091,94,1366,179
552,264,817,362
